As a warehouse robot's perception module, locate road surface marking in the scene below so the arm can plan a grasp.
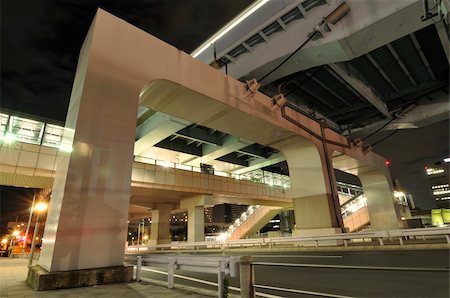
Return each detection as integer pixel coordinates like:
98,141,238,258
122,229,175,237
251,262,450,271
254,255,343,259
255,284,354,298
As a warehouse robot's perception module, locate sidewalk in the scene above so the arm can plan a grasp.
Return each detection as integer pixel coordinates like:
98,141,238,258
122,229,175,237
0,259,218,298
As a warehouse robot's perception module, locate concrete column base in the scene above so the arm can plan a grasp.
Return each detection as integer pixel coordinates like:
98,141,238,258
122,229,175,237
292,227,343,246
27,264,133,291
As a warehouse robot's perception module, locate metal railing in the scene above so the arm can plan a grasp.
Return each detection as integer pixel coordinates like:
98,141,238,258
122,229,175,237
135,254,239,297
126,227,450,253
133,251,450,298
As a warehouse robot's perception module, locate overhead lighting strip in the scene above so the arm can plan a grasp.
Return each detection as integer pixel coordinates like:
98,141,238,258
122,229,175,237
191,0,270,58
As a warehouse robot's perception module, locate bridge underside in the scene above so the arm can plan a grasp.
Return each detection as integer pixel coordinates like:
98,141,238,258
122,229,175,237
9,9,399,286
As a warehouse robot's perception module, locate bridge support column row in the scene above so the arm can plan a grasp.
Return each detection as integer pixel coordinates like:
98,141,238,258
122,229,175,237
150,204,172,245
280,137,400,241
181,195,212,243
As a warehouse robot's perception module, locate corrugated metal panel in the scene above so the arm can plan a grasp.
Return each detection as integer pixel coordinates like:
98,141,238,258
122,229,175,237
261,20,283,37
349,56,395,98
414,25,449,81
302,0,327,12
314,69,364,107
290,86,334,113
302,79,342,109
245,33,265,48
280,7,303,25
370,46,413,90
0,172,53,188
228,44,249,58
391,36,432,85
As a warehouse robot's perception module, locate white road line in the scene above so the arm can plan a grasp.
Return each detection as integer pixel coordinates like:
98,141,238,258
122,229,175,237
254,255,343,259
254,284,354,298
251,262,450,272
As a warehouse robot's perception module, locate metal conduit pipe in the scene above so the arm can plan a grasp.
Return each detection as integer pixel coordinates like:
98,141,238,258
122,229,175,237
319,119,345,229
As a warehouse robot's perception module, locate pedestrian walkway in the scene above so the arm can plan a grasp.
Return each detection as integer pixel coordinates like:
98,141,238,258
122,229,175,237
0,259,218,297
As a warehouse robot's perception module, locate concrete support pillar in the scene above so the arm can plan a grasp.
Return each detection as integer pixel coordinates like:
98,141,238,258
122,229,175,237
181,195,212,243
280,139,341,237
279,210,294,235
37,23,137,273
150,204,172,245
359,169,401,230
187,206,205,242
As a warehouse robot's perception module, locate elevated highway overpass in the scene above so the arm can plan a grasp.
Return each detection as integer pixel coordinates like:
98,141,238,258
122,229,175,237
0,4,419,288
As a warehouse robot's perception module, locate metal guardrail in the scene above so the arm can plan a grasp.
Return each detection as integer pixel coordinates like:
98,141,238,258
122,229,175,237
134,251,450,298
136,254,239,297
126,227,450,253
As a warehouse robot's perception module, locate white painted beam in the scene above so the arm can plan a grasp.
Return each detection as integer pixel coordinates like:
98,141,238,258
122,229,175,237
134,113,190,156
435,22,450,65
181,136,252,165
231,152,286,175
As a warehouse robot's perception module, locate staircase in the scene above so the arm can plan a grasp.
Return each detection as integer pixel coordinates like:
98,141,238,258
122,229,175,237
227,205,282,240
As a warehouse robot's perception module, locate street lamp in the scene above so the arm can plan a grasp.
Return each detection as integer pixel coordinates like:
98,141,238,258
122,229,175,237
9,230,21,258
29,201,48,266
22,194,36,258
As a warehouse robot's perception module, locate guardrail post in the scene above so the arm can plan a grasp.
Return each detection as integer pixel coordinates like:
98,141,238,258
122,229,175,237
399,237,404,245
378,238,384,246
445,234,450,244
136,255,142,282
218,259,225,298
343,239,348,247
239,256,255,298
168,257,175,289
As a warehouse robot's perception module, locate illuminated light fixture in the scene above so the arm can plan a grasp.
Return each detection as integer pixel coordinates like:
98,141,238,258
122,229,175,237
385,160,391,167
3,132,16,144
159,161,173,168
191,0,270,58
393,191,405,198
1,238,7,244
12,230,20,237
34,201,48,212
444,157,450,163
217,232,228,242
59,143,73,153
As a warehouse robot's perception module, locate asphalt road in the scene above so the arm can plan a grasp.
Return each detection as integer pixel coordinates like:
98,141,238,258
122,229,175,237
130,249,450,297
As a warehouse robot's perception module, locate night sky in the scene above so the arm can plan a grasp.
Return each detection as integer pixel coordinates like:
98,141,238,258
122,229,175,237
0,0,253,230
0,0,448,231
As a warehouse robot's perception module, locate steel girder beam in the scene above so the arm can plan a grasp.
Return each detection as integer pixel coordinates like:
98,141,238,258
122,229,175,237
327,64,391,118
435,22,450,65
175,125,224,146
180,135,252,165
230,152,286,175
134,112,190,156
217,152,249,167
409,33,437,81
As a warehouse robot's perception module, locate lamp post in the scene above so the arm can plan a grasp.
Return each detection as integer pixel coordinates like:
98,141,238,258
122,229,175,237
8,230,20,258
22,194,36,258
28,201,48,266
